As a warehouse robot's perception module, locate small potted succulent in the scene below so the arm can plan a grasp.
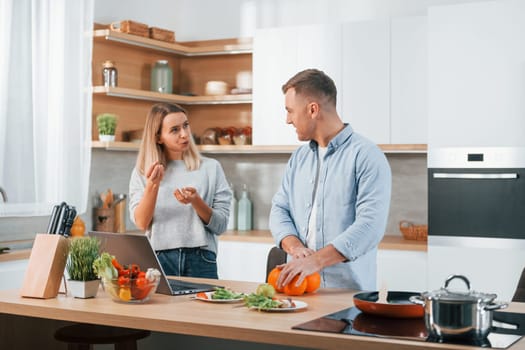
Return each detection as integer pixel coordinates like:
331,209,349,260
66,236,101,298
96,113,118,142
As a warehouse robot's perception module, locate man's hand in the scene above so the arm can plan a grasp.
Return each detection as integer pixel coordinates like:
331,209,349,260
276,254,322,289
276,244,346,289
289,246,315,259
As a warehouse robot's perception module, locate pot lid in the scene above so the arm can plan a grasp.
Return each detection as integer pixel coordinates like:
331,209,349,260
422,274,497,303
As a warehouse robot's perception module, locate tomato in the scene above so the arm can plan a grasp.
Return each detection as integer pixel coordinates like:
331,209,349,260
134,277,147,287
196,292,208,299
118,275,130,286
127,275,151,300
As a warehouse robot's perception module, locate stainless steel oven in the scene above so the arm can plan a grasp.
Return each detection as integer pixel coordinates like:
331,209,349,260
428,147,525,239
427,147,525,301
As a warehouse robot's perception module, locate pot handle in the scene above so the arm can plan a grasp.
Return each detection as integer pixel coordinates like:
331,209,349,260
444,274,471,291
484,302,508,311
409,295,425,306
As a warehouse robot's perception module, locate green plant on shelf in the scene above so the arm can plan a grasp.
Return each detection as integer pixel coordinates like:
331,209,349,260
96,113,117,135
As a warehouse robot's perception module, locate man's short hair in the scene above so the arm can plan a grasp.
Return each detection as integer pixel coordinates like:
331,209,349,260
282,69,337,106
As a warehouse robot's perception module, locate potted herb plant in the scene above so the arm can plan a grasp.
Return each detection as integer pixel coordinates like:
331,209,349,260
96,113,118,142
66,236,101,298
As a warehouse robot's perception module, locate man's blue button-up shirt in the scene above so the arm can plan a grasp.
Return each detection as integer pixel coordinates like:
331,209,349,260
270,124,392,290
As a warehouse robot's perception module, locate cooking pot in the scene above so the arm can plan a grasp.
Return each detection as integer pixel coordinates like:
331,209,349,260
353,291,424,318
409,274,508,340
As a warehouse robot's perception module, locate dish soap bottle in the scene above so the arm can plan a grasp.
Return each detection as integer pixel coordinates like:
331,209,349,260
237,184,252,231
227,183,237,230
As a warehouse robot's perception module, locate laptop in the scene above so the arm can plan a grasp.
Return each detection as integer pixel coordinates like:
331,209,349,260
89,231,220,295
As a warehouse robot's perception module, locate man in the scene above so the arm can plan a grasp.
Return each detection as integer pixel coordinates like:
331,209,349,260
269,69,391,290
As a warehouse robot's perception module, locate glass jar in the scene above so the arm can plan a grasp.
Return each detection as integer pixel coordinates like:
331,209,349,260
102,60,118,87
151,60,173,94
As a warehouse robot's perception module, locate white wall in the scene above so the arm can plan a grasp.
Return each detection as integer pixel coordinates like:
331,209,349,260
94,0,491,41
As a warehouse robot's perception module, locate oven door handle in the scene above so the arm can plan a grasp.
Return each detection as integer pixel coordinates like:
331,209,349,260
433,173,518,179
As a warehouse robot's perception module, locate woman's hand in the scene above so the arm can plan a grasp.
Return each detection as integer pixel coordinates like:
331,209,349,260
146,162,164,187
173,187,212,224
174,186,198,205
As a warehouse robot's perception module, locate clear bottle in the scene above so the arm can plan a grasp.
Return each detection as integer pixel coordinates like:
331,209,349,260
102,60,118,87
227,183,237,231
237,184,252,231
151,60,173,94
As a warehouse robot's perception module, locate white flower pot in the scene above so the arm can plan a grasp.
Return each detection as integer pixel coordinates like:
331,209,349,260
67,279,100,299
98,134,115,142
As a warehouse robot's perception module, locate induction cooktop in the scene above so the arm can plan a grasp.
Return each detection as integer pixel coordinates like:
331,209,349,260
292,308,525,349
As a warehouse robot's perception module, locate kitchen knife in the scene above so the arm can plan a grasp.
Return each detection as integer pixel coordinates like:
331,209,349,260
46,205,60,234
55,202,68,235
62,206,77,237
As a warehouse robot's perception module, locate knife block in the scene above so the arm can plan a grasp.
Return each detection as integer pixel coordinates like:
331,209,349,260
20,233,69,299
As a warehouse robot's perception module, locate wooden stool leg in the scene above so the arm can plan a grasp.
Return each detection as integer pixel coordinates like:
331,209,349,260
115,339,138,350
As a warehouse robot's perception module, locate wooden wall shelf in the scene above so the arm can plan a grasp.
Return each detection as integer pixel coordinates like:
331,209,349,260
92,141,427,154
93,86,252,105
93,29,252,56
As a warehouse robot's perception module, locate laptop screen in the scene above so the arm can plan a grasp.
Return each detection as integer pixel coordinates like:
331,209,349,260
88,231,219,295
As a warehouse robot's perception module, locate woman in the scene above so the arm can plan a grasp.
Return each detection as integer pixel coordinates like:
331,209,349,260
129,102,231,279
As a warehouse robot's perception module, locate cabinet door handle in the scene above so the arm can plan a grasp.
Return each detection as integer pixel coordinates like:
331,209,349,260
432,173,518,179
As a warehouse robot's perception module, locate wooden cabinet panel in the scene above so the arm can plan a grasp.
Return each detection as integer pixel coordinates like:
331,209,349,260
91,30,253,146
179,54,252,95
93,39,181,92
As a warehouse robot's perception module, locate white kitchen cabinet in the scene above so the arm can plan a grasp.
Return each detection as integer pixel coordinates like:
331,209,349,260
254,17,428,148
252,24,342,146
341,19,390,144
0,259,28,290
428,1,525,148
427,237,525,302
253,26,298,146
377,249,427,292
391,16,427,144
217,240,274,282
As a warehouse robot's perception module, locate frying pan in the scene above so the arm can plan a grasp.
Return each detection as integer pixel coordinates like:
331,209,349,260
353,291,424,318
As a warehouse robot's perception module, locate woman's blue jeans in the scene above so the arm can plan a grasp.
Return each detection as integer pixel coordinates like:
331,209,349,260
156,247,218,279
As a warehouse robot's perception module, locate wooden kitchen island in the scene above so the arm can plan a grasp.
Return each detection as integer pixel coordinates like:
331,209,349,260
1,278,524,350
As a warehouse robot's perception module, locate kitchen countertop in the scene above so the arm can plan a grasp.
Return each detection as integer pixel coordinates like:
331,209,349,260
0,232,426,263
219,230,427,251
1,278,522,349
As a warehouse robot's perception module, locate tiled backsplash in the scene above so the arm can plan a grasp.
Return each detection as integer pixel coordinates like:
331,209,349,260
0,150,427,242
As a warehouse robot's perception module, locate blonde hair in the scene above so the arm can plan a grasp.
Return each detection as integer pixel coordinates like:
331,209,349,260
135,103,201,175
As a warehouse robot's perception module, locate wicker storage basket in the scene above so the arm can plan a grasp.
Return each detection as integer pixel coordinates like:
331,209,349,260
399,220,428,241
110,20,149,38
149,27,175,43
